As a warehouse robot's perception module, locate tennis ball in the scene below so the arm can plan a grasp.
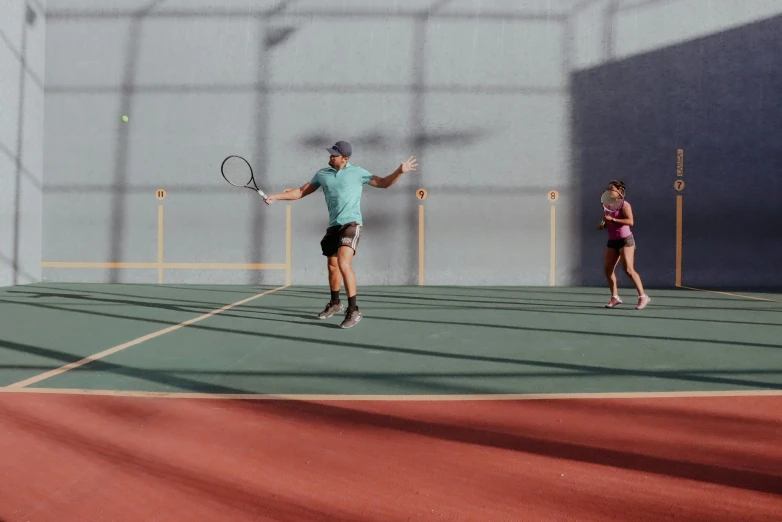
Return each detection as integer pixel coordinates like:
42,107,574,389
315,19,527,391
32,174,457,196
121,115,128,122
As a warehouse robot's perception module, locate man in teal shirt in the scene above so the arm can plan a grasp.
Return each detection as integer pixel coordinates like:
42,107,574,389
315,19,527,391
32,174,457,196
266,141,418,329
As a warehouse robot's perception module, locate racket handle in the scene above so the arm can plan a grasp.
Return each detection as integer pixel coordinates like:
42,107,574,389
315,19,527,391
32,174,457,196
257,189,273,203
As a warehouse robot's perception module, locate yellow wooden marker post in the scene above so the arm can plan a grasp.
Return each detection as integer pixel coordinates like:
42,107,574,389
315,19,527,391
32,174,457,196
675,149,684,287
286,204,292,286
156,189,166,283
548,190,559,286
416,188,427,285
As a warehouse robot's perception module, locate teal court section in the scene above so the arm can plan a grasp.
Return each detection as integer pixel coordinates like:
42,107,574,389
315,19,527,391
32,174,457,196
0,284,267,387
3,284,780,396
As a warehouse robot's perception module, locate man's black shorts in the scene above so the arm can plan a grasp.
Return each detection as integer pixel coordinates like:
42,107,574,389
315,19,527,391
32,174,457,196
321,222,363,257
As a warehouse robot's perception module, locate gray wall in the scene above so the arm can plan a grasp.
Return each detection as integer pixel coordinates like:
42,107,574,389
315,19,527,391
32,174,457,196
1,0,45,287
40,0,782,289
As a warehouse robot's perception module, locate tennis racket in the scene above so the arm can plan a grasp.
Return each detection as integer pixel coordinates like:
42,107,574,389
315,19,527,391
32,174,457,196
599,190,624,226
221,155,272,203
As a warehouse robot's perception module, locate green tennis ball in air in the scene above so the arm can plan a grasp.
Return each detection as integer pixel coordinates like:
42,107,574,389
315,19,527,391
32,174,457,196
121,115,129,122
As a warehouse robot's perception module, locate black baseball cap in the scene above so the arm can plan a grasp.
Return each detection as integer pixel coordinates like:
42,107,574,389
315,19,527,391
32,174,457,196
326,141,352,157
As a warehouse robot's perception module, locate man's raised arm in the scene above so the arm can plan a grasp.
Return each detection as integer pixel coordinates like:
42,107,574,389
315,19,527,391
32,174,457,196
369,156,418,189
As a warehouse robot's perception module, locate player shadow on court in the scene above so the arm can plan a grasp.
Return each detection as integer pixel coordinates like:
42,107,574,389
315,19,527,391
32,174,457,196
253,310,345,329
240,306,782,353
6,290,242,315
242,304,782,330
246,292,782,328
133,284,285,296
12,284,285,303
478,284,782,301
8,287,346,328
20,285,782,320
279,288,782,315
5,287,782,335
11,285,780,332
16,286,780,323
360,286,782,302
353,293,782,315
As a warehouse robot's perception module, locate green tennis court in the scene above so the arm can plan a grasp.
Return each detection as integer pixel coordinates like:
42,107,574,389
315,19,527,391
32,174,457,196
3,283,781,396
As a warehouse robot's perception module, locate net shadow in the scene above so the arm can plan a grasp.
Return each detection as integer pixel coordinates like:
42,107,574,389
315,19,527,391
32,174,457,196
6,3,41,285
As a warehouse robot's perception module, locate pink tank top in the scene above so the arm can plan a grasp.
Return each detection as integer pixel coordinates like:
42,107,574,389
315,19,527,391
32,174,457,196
605,201,631,240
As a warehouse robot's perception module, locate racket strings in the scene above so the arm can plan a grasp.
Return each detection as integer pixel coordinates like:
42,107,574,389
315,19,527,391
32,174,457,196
222,156,254,187
601,190,623,212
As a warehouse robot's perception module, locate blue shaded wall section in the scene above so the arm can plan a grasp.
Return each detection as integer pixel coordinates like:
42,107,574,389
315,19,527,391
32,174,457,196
572,14,782,290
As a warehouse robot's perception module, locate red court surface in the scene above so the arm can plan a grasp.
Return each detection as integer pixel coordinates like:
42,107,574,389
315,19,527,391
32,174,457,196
1,392,780,521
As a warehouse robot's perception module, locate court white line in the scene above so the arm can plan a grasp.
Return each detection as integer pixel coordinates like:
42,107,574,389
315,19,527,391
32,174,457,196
1,388,781,401
5,285,289,389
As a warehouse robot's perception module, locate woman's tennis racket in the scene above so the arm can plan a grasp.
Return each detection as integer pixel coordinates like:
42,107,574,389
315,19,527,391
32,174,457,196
599,190,624,227
221,155,272,203
601,190,624,212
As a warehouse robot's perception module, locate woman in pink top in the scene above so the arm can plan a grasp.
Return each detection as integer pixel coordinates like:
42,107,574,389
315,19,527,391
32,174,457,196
597,180,650,309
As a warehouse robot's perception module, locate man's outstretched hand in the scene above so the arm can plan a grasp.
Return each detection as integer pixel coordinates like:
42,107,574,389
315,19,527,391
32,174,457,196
400,156,418,173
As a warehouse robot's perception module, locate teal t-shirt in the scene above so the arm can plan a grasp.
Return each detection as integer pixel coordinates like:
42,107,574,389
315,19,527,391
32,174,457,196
310,163,373,227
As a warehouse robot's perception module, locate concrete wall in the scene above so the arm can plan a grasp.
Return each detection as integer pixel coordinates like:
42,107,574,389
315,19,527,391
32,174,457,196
40,0,782,289
0,0,45,286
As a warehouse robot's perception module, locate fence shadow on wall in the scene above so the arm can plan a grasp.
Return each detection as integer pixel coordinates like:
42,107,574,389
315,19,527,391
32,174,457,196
1,1,43,285
43,1,568,285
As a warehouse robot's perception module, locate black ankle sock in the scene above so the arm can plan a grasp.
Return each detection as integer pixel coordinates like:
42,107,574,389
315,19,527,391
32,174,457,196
348,295,357,310
330,290,340,303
